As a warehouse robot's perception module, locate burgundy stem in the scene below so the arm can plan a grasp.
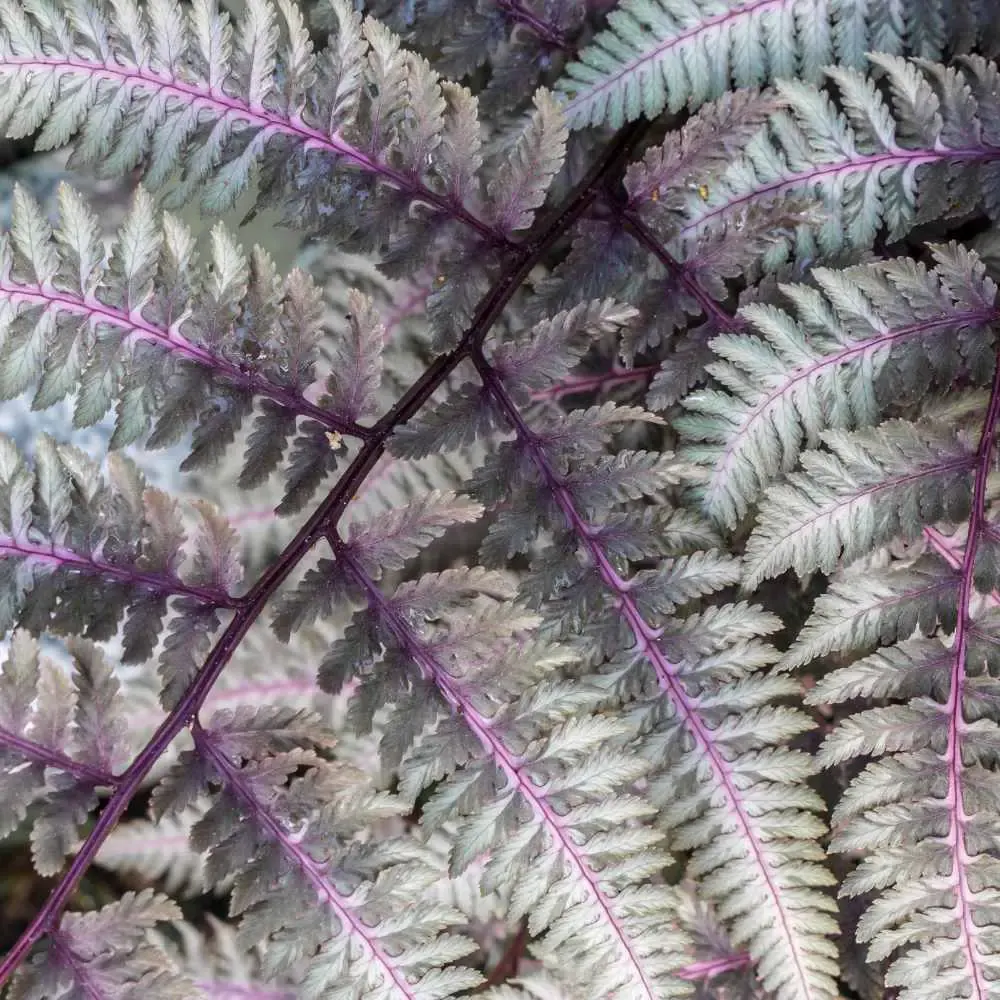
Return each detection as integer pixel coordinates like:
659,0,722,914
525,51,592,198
0,118,648,988
494,0,570,49
0,728,117,787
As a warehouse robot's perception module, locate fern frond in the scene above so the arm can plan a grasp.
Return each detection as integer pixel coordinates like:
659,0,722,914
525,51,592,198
679,56,1000,264
8,889,192,999
0,434,241,686
153,707,482,1000
0,631,129,875
680,244,1000,526
557,0,998,129
789,355,1000,998
389,300,839,1000
745,418,980,588
0,0,509,266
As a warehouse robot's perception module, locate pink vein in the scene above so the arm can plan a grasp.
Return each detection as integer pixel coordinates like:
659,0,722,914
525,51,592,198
0,279,363,438
680,147,998,239
0,534,237,607
477,363,819,1000
530,362,656,402
705,308,1000,511
2,56,508,248
195,729,419,1000
335,544,660,1000
923,526,1000,609
0,727,117,786
563,0,786,120
936,358,1000,999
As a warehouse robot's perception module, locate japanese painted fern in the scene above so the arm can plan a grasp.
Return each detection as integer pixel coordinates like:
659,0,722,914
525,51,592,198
0,1,997,1000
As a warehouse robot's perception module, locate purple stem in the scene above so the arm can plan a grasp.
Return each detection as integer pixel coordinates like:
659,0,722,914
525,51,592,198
0,535,239,609
0,728,116,787
676,953,753,981
615,208,742,332
48,932,104,1000
3,56,512,251
0,280,368,440
493,0,570,50
936,354,1000,998
193,725,419,1000
0,119,647,989
474,358,819,1000
530,362,656,401
333,541,660,1000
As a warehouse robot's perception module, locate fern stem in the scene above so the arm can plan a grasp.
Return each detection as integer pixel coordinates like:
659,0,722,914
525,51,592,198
615,208,742,332
475,358,822,1000
48,931,103,1000
680,147,1000,240
2,55,513,251
493,0,570,50
938,355,1000,998
0,118,647,989
332,539,662,1000
529,361,656,401
0,536,239,609
0,728,118,787
0,279,369,441
192,724,421,1000
676,953,753,981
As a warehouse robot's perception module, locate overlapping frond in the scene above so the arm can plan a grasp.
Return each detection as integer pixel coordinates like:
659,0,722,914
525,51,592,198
152,705,482,1000
0,434,242,702
389,300,839,1000
680,244,1000,526
8,889,192,999
679,56,1000,264
557,0,999,129
763,369,1000,998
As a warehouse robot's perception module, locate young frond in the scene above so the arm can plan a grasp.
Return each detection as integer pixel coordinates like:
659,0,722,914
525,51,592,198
680,244,1000,526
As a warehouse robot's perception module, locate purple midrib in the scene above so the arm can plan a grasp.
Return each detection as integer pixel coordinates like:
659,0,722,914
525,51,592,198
681,147,999,238
563,0,787,118
480,366,822,999
338,546,662,1000
1,54,506,245
703,308,1000,513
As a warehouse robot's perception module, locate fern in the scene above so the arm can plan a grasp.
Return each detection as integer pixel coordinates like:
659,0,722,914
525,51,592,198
3,1,1000,998
557,0,1000,128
